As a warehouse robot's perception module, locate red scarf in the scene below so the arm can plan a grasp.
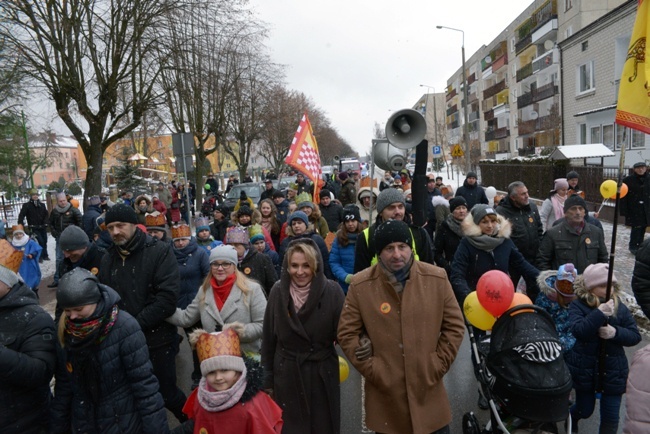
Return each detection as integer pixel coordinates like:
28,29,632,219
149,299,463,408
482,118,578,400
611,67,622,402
210,274,237,311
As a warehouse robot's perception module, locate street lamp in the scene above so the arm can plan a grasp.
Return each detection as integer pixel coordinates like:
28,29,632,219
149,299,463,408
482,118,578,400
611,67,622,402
437,25,470,175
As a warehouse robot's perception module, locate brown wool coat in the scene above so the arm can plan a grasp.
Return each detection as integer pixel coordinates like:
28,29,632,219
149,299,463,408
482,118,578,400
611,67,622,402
338,260,465,434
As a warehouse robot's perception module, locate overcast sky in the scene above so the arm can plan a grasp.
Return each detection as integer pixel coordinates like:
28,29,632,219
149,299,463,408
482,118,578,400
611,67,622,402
250,0,533,156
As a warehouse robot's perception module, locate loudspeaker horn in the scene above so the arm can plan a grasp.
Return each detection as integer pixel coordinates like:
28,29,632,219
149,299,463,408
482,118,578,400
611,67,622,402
385,109,427,150
333,155,340,162
373,140,408,172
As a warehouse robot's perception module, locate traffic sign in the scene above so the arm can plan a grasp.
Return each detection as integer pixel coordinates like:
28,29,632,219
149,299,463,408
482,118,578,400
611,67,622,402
432,146,441,155
451,144,465,158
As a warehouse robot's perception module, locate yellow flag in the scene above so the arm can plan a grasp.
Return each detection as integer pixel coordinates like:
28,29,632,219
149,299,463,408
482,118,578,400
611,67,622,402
615,0,650,134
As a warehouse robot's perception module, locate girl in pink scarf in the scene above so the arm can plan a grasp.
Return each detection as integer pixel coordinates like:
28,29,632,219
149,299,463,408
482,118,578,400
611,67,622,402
540,178,569,232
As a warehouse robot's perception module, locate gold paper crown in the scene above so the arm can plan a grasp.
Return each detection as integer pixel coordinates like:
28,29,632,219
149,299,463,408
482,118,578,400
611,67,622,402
11,224,25,233
0,239,24,273
195,328,241,364
171,223,191,239
145,211,166,228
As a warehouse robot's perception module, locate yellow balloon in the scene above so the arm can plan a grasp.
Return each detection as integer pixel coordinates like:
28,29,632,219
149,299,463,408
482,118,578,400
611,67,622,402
600,179,617,199
339,356,350,383
464,291,496,331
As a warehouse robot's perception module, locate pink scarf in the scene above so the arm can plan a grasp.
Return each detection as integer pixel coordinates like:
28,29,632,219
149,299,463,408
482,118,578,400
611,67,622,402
550,194,566,221
260,217,272,233
289,281,311,312
197,366,248,412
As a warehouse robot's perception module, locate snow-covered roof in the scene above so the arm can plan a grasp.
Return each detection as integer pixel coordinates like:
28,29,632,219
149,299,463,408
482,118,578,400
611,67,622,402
548,144,615,160
29,136,80,149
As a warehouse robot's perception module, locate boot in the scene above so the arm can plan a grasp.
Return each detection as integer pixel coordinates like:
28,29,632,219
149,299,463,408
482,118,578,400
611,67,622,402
598,422,618,434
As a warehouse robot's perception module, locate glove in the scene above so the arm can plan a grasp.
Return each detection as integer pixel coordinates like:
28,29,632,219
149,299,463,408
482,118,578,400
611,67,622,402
598,324,616,340
345,274,352,284
355,335,373,361
223,322,245,337
598,299,615,317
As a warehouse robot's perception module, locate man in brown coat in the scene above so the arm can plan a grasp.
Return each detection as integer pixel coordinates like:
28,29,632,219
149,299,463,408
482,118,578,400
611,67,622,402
338,219,465,434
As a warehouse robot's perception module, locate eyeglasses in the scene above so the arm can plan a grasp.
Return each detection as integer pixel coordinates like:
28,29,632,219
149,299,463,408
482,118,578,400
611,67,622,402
211,262,233,270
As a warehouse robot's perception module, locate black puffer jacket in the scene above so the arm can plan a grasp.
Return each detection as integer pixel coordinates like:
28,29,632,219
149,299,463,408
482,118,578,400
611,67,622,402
18,200,49,227
433,215,463,276
622,172,650,227
49,205,83,239
455,180,488,211
632,238,650,318
59,242,106,279
239,249,277,297
319,202,344,233
50,286,169,434
82,204,103,240
0,282,56,434
99,228,180,348
495,195,543,262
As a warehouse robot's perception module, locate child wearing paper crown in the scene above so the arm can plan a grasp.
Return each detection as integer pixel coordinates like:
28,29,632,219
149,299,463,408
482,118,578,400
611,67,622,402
10,224,42,293
535,263,578,352
171,328,283,434
565,263,641,434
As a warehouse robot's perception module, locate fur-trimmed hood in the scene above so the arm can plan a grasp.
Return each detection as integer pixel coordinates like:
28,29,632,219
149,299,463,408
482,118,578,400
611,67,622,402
537,269,558,296
431,195,449,208
461,212,511,238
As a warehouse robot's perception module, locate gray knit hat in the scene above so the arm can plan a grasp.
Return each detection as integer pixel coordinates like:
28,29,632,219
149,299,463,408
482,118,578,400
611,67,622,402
0,265,19,289
59,225,90,251
471,204,497,225
376,188,405,215
209,244,238,266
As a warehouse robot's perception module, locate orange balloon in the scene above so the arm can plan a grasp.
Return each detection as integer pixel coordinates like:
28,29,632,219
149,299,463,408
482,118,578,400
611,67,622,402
610,183,628,199
507,292,534,315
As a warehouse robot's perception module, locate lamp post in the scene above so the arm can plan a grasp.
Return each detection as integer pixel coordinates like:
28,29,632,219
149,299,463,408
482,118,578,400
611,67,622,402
419,84,450,179
436,25,470,175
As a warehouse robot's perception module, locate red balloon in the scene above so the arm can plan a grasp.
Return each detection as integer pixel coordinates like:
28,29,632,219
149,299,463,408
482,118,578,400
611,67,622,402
476,270,515,317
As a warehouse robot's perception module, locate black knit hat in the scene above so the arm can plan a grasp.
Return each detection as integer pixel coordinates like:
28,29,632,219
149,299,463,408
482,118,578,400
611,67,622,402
272,190,285,199
466,171,478,179
449,196,468,213
240,191,248,200
105,203,138,225
566,170,579,180
319,189,331,199
237,206,253,217
374,220,412,254
564,194,587,213
343,206,361,222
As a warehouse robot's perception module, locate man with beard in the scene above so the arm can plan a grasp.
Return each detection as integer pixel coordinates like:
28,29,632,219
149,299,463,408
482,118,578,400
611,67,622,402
98,204,186,423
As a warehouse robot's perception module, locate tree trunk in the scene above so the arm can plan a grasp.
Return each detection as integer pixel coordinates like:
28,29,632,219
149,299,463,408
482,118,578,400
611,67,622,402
83,140,105,209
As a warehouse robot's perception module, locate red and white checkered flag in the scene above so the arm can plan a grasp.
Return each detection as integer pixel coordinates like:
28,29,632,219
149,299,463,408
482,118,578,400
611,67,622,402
285,112,323,202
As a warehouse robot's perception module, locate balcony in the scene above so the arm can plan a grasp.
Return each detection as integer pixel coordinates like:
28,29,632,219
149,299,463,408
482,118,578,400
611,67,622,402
446,89,457,101
518,147,536,157
485,127,509,141
484,109,494,121
515,33,532,54
517,91,534,108
446,104,458,116
467,72,477,85
532,50,555,74
469,111,480,122
492,53,508,72
448,120,459,130
515,0,556,53
516,63,533,82
483,79,506,100
517,114,558,137
532,82,558,103
518,118,537,135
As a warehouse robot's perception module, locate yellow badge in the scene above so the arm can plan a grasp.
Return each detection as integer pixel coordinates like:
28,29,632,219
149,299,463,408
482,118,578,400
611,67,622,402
380,302,391,314
90,267,99,275
529,217,534,223
585,238,591,245
66,362,73,373
244,267,251,275
199,428,208,434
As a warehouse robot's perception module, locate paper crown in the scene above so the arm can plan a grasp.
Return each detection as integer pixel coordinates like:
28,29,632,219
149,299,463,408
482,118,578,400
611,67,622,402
195,217,210,228
195,328,241,363
295,192,312,205
0,239,24,273
145,211,166,228
11,224,25,233
171,223,191,240
248,224,265,243
225,226,249,245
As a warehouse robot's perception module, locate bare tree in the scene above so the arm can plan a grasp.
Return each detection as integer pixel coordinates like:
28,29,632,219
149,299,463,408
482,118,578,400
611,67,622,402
0,0,175,200
0,35,24,115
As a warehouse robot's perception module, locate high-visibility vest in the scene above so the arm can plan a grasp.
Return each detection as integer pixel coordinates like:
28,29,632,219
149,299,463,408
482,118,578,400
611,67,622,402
363,226,419,266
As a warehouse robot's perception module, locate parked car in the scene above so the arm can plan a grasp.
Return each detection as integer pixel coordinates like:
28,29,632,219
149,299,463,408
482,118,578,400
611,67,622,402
223,182,264,209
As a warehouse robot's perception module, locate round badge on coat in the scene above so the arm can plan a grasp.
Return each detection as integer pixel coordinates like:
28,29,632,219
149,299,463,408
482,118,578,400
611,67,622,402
244,267,251,275
380,302,391,314
585,238,591,245
90,267,99,275
529,217,534,223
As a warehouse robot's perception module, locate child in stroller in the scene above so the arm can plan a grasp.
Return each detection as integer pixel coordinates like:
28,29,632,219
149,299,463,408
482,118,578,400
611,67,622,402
463,305,573,434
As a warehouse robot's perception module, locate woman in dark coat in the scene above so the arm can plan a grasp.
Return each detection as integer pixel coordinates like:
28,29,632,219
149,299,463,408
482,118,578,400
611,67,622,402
226,226,277,297
261,238,345,434
434,196,468,277
50,268,168,434
278,211,333,279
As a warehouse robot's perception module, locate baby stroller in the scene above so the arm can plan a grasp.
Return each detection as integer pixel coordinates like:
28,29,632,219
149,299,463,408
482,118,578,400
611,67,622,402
463,305,572,434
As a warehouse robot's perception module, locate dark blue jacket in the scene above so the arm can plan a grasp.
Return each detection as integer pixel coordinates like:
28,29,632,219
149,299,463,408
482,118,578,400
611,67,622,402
329,233,357,293
50,286,169,434
565,298,641,394
263,244,281,279
82,204,103,240
274,199,290,224
173,237,210,309
455,181,488,211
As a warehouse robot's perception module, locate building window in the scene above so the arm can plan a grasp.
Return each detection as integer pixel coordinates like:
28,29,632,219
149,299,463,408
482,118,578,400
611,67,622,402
632,129,646,149
65,152,69,158
59,162,62,169
581,41,588,52
565,0,572,11
565,26,573,39
66,162,70,169
603,124,614,150
578,123,587,144
577,61,595,94
590,126,602,144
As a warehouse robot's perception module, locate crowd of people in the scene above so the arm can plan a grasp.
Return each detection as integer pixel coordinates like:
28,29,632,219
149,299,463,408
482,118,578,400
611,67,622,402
1,164,650,434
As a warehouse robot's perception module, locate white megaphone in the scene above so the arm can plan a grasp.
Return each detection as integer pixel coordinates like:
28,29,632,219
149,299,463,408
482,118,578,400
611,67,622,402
373,140,408,172
385,109,427,150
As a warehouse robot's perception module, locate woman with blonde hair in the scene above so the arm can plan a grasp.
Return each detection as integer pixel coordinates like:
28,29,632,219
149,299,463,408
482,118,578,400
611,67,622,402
279,211,333,279
166,245,267,356
258,198,282,251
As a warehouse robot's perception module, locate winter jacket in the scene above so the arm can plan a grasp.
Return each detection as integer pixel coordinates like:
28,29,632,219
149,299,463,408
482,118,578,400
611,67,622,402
632,238,650,318
59,242,105,280
338,260,465,434
18,200,49,228
50,286,169,434
134,195,154,226
450,215,539,305
622,172,650,227
536,220,607,273
262,238,345,434
262,244,281,279
156,188,172,209
167,277,267,355
319,202,344,233
623,344,650,434
433,215,464,277
210,218,230,244
455,180,488,211
338,179,357,207
565,296,641,394
0,282,56,434
196,236,222,252
239,249,278,297
553,214,603,231
259,187,279,204
152,199,167,215
82,204,103,240
273,199,290,224
329,233,357,293
539,197,561,232
495,195,543,262
431,195,450,233
310,216,330,239
354,221,434,273
279,232,333,279
534,270,575,352
172,356,283,434
49,204,82,239
174,238,210,309
99,228,180,349
356,187,378,224
12,238,42,289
